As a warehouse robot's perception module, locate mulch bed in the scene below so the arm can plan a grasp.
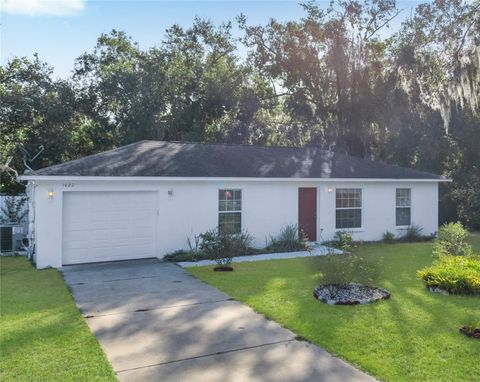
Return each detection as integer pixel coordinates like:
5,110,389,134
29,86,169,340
214,266,234,272
313,283,390,305
459,326,480,339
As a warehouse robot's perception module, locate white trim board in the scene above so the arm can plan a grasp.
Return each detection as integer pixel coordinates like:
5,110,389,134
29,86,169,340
18,175,451,182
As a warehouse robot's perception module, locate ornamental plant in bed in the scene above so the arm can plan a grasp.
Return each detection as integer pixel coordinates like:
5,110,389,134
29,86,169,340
199,229,253,271
164,224,310,262
418,254,480,295
265,224,311,253
418,222,480,295
314,232,390,305
459,319,480,339
432,222,473,258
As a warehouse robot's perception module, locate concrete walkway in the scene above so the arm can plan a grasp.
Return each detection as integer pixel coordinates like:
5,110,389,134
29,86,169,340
62,259,375,382
178,245,342,267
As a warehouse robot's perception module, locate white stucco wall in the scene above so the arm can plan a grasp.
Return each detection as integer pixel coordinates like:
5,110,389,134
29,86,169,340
317,181,439,241
29,178,440,269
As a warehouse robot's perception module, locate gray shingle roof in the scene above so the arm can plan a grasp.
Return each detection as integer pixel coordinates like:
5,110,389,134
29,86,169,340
32,140,444,179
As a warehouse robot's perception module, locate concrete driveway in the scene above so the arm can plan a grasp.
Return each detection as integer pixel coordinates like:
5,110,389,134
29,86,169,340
62,259,376,382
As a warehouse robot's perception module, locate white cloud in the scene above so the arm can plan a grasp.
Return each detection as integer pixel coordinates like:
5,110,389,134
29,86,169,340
1,0,86,16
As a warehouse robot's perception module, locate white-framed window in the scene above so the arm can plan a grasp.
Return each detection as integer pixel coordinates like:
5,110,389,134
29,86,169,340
335,188,362,229
218,189,242,234
396,188,411,226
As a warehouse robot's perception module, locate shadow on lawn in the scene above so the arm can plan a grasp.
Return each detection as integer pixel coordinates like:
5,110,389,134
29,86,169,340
226,248,480,381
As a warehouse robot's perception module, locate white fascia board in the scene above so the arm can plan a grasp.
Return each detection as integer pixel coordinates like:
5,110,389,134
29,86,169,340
17,175,452,182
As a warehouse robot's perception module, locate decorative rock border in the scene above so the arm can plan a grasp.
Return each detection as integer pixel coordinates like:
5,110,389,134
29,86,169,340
177,245,342,267
427,286,451,295
313,283,390,305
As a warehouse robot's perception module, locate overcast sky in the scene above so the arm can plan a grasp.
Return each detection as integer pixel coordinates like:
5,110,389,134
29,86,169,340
1,0,422,79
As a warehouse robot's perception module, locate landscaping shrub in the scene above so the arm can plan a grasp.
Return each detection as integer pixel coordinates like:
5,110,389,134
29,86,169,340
325,231,354,252
459,319,480,339
163,249,204,262
432,222,474,258
399,224,425,242
164,230,253,263
320,244,378,287
266,224,310,252
232,231,255,254
164,234,204,262
382,231,395,243
199,229,254,266
417,256,480,295
186,233,202,256
199,230,231,266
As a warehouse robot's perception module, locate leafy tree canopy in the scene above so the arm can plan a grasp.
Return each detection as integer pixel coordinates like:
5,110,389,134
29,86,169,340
1,1,479,228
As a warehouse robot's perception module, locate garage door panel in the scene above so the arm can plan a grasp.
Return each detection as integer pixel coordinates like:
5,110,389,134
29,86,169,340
64,228,90,239
108,210,130,220
65,248,91,261
63,191,157,265
130,211,153,220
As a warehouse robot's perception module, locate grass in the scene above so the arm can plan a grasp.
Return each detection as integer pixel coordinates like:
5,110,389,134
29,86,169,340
188,238,480,382
0,257,116,381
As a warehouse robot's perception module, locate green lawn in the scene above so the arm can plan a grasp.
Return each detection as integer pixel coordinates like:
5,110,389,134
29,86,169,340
0,257,116,381
467,231,480,249
188,240,480,382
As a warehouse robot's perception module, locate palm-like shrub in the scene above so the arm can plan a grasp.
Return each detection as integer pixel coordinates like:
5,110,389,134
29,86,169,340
400,224,425,242
266,224,310,252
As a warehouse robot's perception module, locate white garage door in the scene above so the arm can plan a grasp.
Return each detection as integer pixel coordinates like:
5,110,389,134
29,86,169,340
63,191,157,265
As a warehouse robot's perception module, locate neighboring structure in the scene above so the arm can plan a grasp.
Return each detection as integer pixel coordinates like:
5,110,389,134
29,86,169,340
0,194,28,254
19,141,449,269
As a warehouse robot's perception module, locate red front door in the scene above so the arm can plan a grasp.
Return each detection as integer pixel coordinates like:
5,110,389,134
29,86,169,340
298,188,317,241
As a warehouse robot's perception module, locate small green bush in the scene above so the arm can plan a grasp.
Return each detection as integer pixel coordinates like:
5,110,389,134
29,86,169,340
331,231,354,252
320,244,378,286
418,256,480,295
383,231,396,243
460,319,480,338
432,222,473,258
266,224,310,252
164,230,253,263
199,230,231,266
199,229,254,266
163,249,205,262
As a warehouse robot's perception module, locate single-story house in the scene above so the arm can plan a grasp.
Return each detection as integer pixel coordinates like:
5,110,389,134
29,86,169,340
19,140,449,269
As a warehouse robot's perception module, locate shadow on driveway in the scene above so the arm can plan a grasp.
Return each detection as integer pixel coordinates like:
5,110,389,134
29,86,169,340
62,259,376,382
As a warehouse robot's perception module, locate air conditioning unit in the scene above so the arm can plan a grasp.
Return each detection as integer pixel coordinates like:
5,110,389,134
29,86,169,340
0,224,24,253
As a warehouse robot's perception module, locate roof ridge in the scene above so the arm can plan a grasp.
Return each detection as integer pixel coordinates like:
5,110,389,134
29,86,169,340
143,139,333,152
